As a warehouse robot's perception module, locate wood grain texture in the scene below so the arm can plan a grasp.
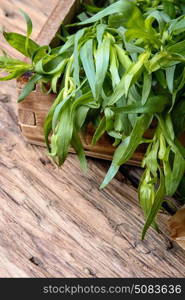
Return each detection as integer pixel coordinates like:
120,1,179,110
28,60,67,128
36,0,80,45
0,0,185,279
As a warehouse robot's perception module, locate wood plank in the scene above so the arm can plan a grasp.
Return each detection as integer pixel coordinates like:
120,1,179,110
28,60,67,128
36,0,92,45
36,0,80,45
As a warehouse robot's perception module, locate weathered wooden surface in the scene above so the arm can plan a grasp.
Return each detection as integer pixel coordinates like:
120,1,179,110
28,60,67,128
0,0,185,278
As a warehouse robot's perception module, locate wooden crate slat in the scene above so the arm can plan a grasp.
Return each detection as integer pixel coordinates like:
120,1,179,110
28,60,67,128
36,0,80,46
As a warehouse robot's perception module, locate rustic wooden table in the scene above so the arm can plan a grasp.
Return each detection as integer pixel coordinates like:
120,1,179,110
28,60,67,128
0,0,185,278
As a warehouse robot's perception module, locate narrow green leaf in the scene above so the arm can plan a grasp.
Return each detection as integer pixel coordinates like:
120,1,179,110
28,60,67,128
139,169,155,218
108,51,150,105
55,106,74,166
115,44,132,71
142,169,166,240
19,9,32,36
142,71,152,105
100,162,120,189
95,37,110,99
3,32,39,57
44,89,64,149
166,65,175,93
18,74,42,102
19,9,33,56
92,116,106,145
164,151,185,196
80,39,96,98
73,28,85,86
110,46,120,89
101,114,152,188
71,128,87,171
78,0,136,26
96,24,107,46
34,55,68,75
111,95,169,114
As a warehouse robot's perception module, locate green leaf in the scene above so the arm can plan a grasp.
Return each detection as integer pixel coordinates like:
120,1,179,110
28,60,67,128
155,70,167,89
3,32,39,57
75,106,90,129
31,45,51,63
114,44,132,71
172,100,185,136
164,151,185,196
78,0,136,26
34,55,68,75
73,28,85,86
111,95,169,114
118,114,152,165
172,68,185,109
125,28,159,47
51,93,71,131
166,65,175,94
92,116,106,145
110,46,120,89
101,114,152,188
167,40,185,56
19,9,33,56
143,138,160,177
44,89,64,149
18,74,42,102
105,107,114,131
108,3,144,29
162,0,176,18
0,55,32,81
108,50,150,105
142,71,152,105
52,35,74,55
80,39,96,98
100,162,120,189
54,106,74,166
139,169,155,218
95,37,110,99
19,9,32,37
71,128,87,171
96,24,107,46
142,169,166,240
170,16,185,35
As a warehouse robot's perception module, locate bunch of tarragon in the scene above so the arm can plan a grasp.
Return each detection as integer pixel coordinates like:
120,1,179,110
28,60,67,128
1,0,185,237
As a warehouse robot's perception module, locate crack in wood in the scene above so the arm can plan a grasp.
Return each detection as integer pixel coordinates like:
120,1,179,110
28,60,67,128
0,187,21,206
29,256,43,267
39,157,52,166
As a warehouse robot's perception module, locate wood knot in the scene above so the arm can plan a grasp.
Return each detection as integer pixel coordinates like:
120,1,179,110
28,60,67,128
29,256,43,267
0,93,11,103
4,10,15,18
39,157,52,166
